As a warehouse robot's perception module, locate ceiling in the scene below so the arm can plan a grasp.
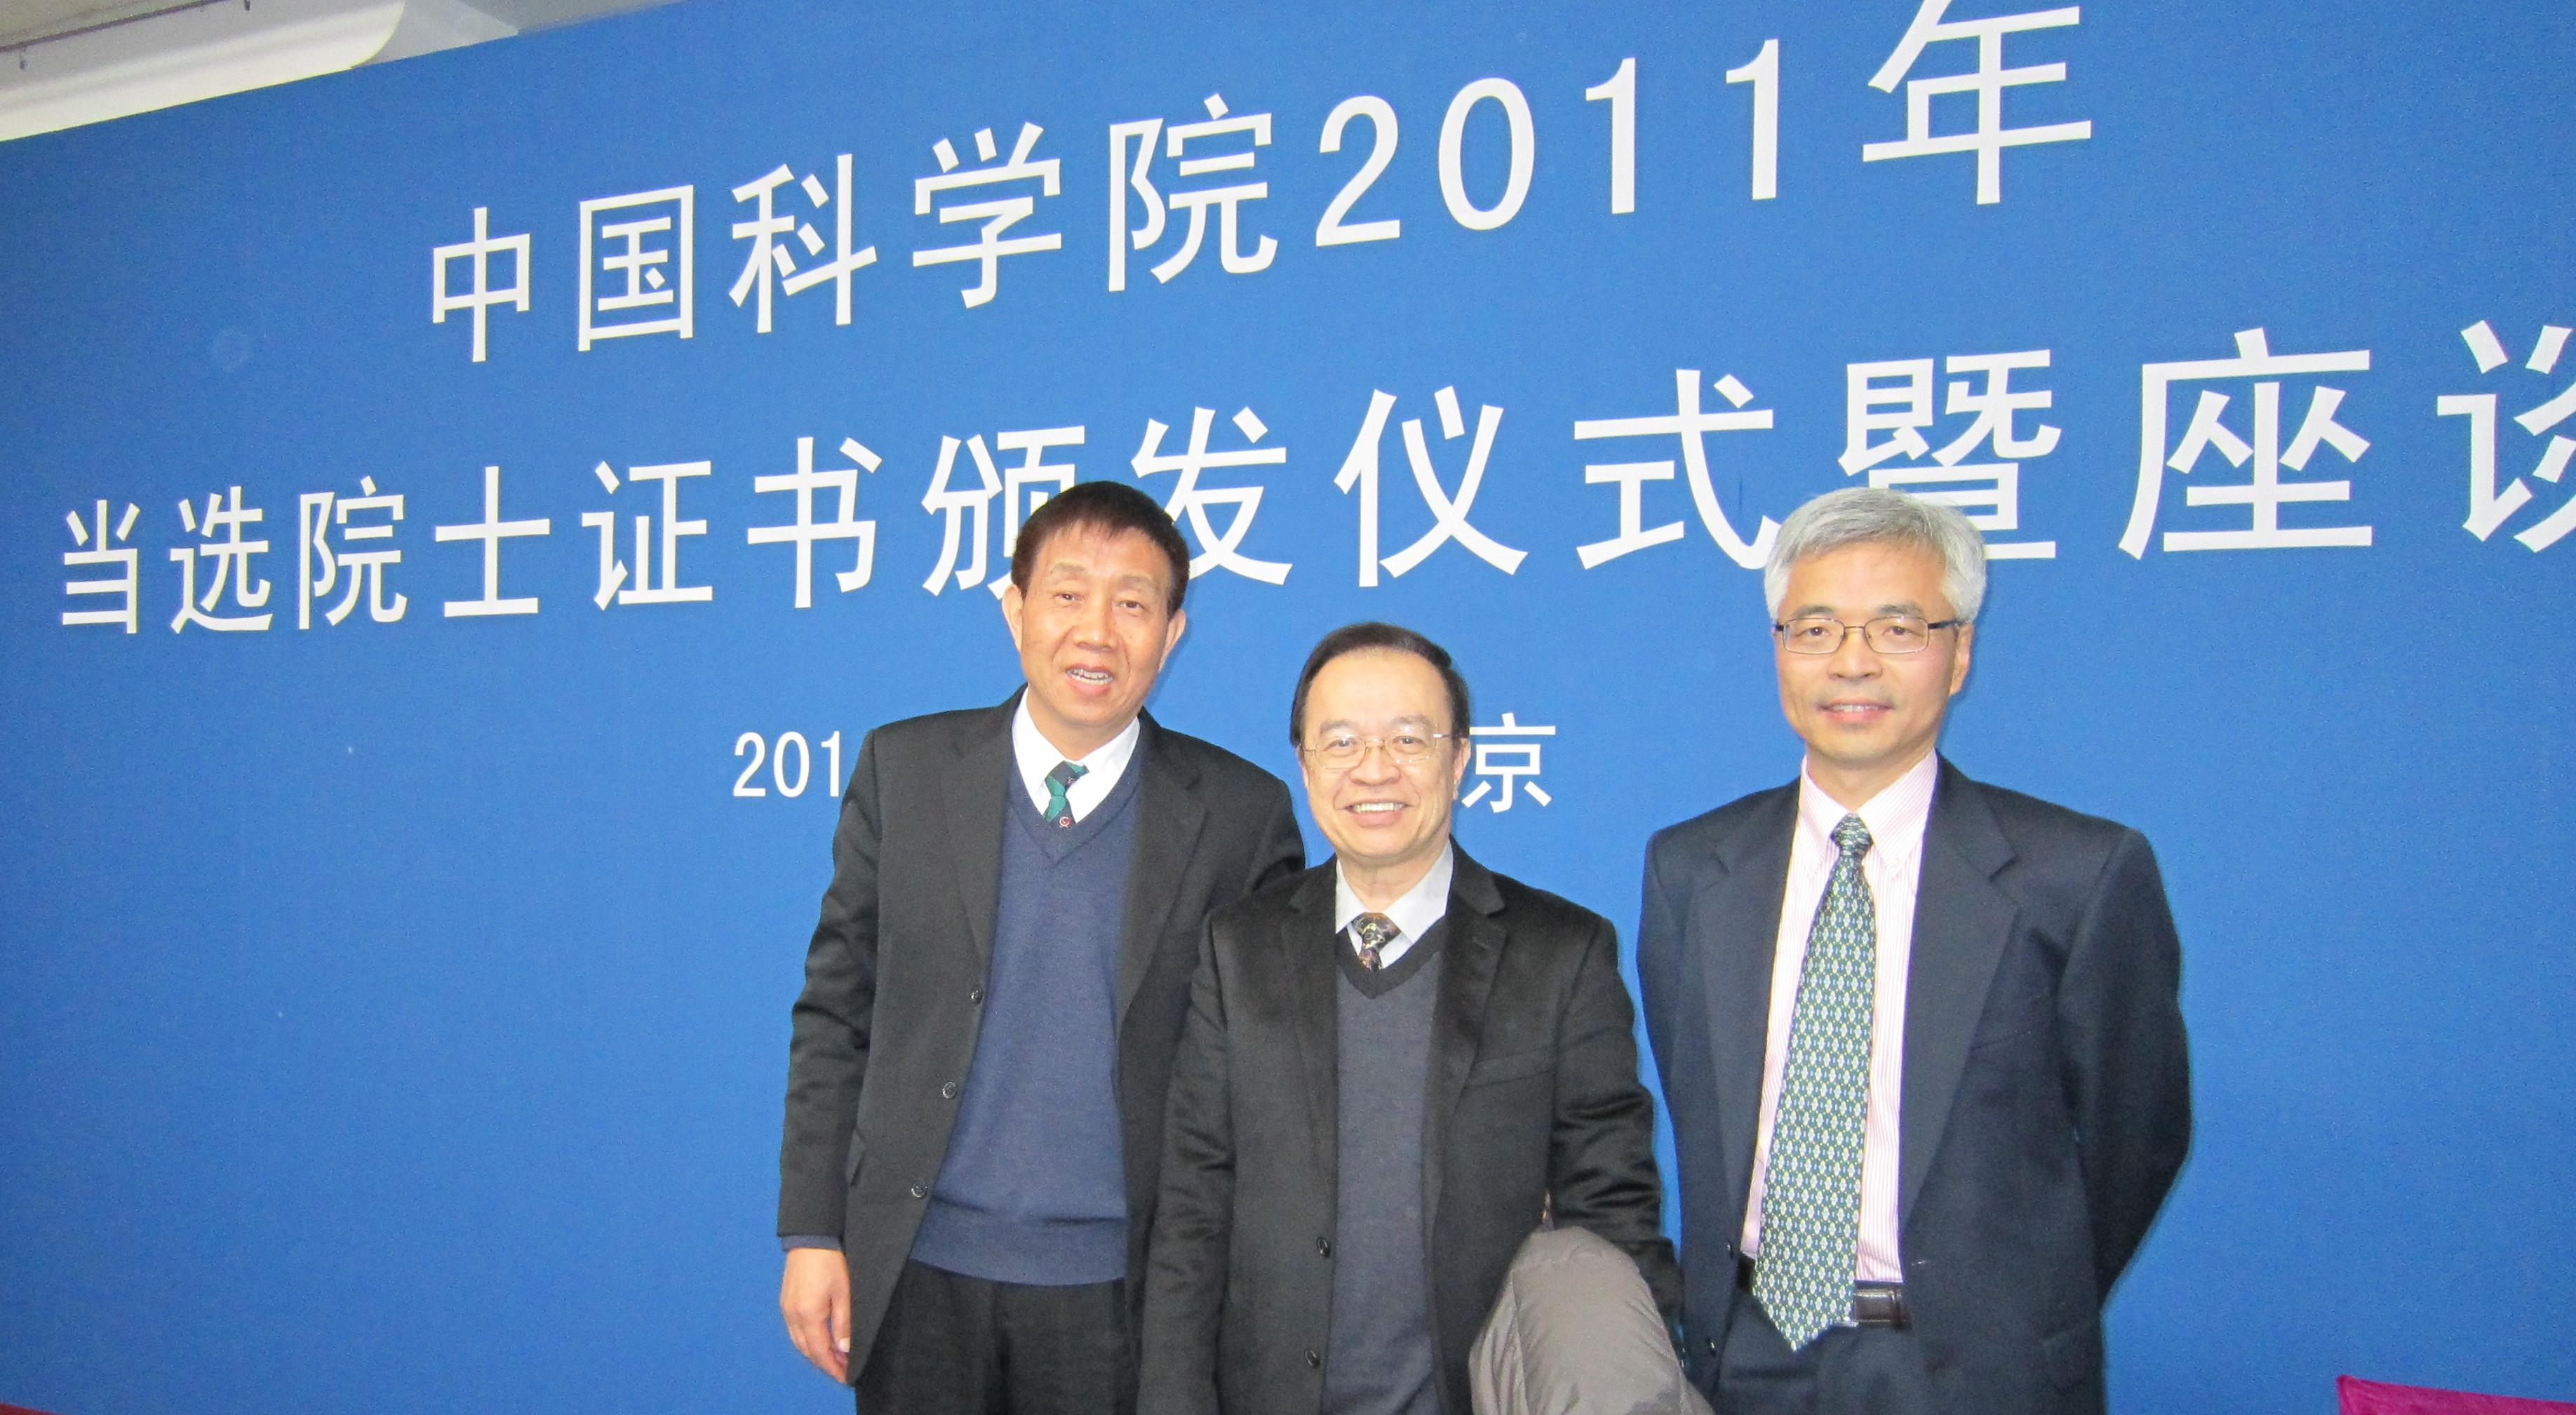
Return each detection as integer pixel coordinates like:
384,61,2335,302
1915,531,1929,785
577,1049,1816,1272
0,0,679,140
0,0,668,51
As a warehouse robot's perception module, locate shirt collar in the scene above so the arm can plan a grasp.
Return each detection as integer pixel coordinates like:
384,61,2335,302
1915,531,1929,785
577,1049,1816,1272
1010,698,1142,811
1334,842,1455,944
1795,749,1938,864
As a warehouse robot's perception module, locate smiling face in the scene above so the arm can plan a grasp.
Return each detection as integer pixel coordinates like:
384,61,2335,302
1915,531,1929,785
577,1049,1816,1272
1773,539,1974,809
1000,523,1187,759
1298,648,1469,906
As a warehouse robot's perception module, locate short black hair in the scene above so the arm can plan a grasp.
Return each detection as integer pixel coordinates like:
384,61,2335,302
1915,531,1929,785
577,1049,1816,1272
1009,481,1192,614
1288,622,1473,746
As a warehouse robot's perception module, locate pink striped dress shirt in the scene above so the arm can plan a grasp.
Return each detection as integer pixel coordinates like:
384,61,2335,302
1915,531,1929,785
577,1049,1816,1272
1740,749,1940,1283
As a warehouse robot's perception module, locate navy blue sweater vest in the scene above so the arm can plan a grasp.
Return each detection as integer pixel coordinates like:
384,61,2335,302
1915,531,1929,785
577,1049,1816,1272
909,753,1143,1285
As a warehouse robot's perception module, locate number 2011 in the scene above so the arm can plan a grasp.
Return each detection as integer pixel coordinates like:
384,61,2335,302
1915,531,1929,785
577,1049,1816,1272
734,730,845,800
1314,49,1778,246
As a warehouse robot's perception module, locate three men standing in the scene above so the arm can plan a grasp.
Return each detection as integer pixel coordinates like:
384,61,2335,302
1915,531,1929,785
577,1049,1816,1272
777,482,1303,1413
1639,487,2191,1414
777,479,2188,1415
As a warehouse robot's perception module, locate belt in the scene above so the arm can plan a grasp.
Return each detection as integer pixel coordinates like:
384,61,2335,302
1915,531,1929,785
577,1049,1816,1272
1736,1255,1911,1330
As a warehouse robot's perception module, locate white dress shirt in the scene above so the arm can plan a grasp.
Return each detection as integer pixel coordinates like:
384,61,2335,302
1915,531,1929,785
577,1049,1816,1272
1009,701,1141,824
1331,845,1455,970
1742,749,1939,1282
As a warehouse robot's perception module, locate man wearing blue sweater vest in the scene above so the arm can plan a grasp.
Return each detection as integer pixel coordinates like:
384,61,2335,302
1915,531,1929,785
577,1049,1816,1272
777,481,1305,1414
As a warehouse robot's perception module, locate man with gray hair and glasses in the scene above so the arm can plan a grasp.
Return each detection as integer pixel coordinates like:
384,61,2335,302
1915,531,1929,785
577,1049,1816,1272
1637,486,2191,1415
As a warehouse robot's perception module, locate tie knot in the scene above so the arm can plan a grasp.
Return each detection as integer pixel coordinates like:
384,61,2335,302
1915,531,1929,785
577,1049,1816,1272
1832,813,1872,858
1350,913,1400,951
1047,760,1087,791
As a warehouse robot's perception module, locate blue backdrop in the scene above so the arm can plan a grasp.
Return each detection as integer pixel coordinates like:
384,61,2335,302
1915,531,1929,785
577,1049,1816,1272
4,1,2571,1411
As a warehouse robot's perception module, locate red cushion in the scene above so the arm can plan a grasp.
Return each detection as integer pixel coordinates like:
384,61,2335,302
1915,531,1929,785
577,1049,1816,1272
2342,1375,2576,1414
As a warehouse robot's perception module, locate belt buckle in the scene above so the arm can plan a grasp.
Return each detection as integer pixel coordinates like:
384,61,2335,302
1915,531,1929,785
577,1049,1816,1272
1849,1280,1910,1329
1738,1259,1912,1331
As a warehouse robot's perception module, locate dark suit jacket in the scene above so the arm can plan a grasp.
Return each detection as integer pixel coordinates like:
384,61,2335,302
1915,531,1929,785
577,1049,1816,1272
776,695,1303,1379
1637,759,2190,1415
1139,848,1682,1415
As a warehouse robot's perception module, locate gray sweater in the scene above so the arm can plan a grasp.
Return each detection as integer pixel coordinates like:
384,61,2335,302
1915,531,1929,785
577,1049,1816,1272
1323,917,1451,1415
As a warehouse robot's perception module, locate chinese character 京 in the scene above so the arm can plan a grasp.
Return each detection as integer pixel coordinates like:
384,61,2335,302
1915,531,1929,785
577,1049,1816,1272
1459,713,1557,813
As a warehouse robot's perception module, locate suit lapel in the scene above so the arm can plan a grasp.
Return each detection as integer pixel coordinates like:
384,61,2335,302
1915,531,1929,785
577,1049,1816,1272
1423,848,1506,1240
1701,786,1797,1235
1896,760,2018,1224
1118,713,1207,1031
1282,868,1343,1187
939,697,1017,967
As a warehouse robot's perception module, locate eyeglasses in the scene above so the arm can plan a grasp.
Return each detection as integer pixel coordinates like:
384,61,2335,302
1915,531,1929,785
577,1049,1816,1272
1773,615,1964,655
1300,731,1456,770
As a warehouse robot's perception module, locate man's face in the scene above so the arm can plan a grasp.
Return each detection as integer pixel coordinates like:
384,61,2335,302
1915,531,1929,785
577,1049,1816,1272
1000,523,1186,759
1773,539,1974,806
1298,648,1469,883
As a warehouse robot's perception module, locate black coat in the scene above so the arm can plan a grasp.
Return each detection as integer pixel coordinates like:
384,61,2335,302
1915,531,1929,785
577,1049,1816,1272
776,695,1304,1380
1139,848,1682,1415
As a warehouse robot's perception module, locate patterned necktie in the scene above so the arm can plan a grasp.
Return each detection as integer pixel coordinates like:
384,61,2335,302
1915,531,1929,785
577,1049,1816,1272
1350,913,1399,970
1753,813,1877,1350
1042,760,1087,829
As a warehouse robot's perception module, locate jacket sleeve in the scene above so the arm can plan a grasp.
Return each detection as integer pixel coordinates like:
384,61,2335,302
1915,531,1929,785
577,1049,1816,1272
1136,921,1235,1415
776,727,886,1239
1634,834,1685,1136
1548,913,1684,1331
1244,774,1306,897
2058,826,2192,1296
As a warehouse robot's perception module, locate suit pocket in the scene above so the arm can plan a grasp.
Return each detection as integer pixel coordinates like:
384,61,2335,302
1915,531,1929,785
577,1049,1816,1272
1464,1047,1556,1088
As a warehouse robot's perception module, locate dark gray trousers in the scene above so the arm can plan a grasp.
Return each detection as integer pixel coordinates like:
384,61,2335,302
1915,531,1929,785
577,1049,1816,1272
1713,1294,1934,1415
856,1259,1134,1415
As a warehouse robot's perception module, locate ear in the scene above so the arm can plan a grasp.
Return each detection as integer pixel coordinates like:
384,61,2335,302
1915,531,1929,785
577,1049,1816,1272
1161,606,1188,658
1000,582,1027,652
1449,732,1472,793
1947,621,1975,697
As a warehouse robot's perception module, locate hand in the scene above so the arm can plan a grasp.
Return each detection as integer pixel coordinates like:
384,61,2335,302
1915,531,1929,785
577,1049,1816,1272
781,1246,853,1381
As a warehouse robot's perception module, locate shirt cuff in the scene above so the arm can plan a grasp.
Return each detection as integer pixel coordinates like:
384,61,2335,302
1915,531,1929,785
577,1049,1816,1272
779,1234,842,1252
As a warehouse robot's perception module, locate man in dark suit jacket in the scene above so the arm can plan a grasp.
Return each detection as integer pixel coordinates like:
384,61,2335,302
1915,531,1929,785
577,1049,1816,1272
777,482,1303,1414
1141,622,1679,1415
1638,488,2190,1415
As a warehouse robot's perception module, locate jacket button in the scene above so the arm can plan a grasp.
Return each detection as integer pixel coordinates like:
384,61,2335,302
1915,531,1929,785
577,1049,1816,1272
1705,1337,1719,1355
1306,1349,1321,1368
969,987,984,1005
1317,1237,1332,1258
908,1184,927,1200
941,1080,960,1099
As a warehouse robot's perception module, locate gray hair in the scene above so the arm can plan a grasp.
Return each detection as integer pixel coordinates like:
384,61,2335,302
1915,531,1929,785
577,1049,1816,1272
1762,487,1988,623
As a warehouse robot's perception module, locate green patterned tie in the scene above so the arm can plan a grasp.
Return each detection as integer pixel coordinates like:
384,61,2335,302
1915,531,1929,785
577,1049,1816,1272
1753,813,1877,1350
1042,760,1087,828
